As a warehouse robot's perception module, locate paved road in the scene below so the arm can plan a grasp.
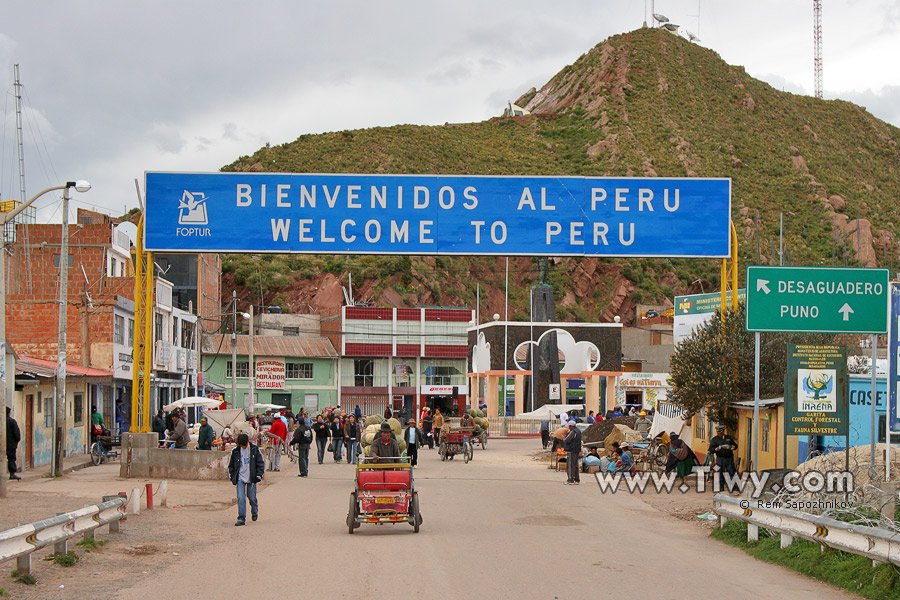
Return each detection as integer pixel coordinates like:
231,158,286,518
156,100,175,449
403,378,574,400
117,438,852,600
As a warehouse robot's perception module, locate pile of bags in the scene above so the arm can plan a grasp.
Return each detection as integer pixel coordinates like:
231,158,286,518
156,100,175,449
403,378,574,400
467,408,489,433
360,414,407,456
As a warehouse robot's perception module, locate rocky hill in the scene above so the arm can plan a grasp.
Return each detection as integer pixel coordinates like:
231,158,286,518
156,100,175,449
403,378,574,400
220,27,900,323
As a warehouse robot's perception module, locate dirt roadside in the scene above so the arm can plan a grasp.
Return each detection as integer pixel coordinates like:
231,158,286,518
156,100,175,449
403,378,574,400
1,462,265,600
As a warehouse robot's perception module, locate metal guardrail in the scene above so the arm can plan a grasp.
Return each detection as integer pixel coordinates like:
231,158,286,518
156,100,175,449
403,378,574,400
713,493,900,566
487,417,543,437
0,496,126,574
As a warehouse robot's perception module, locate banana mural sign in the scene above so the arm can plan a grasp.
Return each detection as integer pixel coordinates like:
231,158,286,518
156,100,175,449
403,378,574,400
785,344,848,436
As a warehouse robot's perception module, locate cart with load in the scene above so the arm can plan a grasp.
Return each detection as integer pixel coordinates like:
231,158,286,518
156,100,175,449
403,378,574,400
439,427,475,463
347,455,422,534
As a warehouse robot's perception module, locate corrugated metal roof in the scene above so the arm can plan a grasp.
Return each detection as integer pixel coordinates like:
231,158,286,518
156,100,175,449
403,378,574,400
16,355,113,378
202,335,338,358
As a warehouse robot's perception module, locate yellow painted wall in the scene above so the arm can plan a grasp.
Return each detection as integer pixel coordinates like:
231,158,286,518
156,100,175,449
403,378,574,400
689,405,799,472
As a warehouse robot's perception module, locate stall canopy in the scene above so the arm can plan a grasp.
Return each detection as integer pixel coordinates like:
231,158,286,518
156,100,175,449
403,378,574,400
201,408,247,439
515,404,585,419
163,397,222,411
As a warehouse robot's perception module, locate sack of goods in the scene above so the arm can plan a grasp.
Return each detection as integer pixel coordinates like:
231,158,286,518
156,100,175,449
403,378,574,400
360,416,406,457
466,408,488,433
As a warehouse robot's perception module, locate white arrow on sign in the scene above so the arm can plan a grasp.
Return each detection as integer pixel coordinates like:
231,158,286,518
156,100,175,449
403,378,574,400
838,303,854,321
756,279,771,294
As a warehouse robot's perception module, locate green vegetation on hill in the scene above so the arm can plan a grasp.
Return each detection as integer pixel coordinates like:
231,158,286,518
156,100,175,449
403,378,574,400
220,28,900,320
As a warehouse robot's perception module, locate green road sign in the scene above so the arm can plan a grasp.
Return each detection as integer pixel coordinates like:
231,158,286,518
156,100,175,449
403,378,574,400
746,266,889,333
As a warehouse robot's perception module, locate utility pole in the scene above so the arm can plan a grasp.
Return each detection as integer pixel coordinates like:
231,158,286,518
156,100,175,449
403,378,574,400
231,290,237,407
248,304,255,414
53,186,72,476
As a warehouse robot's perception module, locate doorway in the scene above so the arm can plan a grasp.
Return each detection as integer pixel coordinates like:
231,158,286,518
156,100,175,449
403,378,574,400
272,393,292,412
25,394,34,468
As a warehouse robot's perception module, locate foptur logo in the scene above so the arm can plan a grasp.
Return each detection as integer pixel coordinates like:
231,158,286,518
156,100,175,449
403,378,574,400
178,190,208,225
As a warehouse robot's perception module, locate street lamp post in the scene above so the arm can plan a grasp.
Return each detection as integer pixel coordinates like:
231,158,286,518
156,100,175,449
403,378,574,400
0,181,90,493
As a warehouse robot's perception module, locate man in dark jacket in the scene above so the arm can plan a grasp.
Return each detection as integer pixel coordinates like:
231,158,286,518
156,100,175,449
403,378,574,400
151,410,166,444
228,433,265,526
709,425,738,491
290,421,313,477
370,422,400,463
6,407,21,480
197,417,214,450
422,409,434,449
403,418,426,468
562,420,582,485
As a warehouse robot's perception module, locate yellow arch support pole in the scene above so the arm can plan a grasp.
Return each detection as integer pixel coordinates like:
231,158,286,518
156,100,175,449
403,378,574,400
130,218,144,433
720,221,739,321
141,248,154,432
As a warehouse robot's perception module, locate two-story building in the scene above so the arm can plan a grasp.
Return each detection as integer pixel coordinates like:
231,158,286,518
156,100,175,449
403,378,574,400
335,306,472,420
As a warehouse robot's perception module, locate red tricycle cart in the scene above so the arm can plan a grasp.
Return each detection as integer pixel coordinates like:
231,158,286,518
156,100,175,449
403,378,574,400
347,455,422,534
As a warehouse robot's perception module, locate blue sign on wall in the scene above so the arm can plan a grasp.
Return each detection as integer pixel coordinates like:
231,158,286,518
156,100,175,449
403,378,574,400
144,172,731,257
889,283,900,431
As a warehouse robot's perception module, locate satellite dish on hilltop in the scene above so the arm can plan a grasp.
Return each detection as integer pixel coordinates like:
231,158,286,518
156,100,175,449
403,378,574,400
686,31,700,42
653,13,669,24
662,23,679,33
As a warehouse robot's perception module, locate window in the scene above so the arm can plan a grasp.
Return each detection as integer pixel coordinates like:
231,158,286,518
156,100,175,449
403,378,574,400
74,393,84,426
283,326,300,337
53,254,75,268
172,318,180,347
155,313,164,343
114,315,125,345
44,396,52,428
354,359,374,387
227,361,250,378
287,363,313,379
650,331,662,346
694,410,706,440
425,366,455,385
127,319,135,346
181,320,194,348
761,418,770,453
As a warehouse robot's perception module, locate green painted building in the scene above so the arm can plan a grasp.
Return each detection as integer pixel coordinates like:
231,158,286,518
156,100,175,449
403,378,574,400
201,335,338,413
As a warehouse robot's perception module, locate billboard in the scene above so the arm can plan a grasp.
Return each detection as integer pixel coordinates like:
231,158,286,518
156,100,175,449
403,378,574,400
145,172,731,257
784,344,848,436
673,289,746,344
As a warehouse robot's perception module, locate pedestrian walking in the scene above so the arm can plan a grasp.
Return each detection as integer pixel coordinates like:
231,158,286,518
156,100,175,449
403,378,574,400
422,408,434,449
330,415,344,462
383,406,392,419
432,408,444,449
403,418,425,468
539,418,551,449
290,420,313,477
344,415,360,464
354,405,362,420
563,420,582,485
267,414,288,470
197,417,214,450
228,433,264,526
709,425,738,491
114,399,124,434
312,415,330,464
6,407,21,480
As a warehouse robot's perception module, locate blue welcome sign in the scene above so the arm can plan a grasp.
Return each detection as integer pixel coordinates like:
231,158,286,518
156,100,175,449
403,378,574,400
890,283,900,431
144,172,731,257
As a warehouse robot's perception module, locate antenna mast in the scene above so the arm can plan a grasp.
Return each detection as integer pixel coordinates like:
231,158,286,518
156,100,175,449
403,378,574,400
13,65,26,206
813,0,823,99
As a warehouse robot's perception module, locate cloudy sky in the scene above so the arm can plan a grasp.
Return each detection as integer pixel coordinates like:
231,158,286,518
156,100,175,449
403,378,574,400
1,0,898,223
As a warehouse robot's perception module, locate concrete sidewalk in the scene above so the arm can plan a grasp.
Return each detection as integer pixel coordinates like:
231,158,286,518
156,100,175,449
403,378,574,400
10,453,96,483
